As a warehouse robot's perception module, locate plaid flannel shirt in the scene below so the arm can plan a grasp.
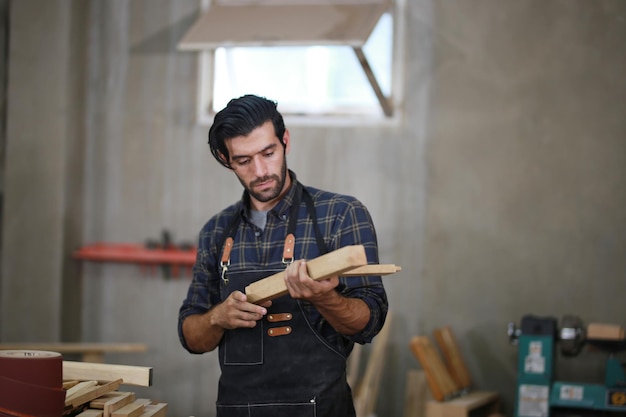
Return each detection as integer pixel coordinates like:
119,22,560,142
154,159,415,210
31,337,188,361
178,171,388,355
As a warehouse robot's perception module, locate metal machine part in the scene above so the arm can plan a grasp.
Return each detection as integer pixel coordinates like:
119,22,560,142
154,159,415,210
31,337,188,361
508,321,521,345
508,315,586,356
559,315,586,357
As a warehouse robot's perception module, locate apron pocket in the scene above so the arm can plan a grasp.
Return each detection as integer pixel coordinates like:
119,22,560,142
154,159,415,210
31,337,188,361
223,321,264,365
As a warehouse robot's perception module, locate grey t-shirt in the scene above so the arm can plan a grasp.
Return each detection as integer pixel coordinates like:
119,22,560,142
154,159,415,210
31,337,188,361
250,209,268,231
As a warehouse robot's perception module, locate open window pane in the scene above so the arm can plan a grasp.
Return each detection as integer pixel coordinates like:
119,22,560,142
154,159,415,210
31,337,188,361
212,12,393,117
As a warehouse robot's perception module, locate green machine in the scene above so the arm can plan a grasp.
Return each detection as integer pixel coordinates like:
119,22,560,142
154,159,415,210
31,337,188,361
508,315,626,417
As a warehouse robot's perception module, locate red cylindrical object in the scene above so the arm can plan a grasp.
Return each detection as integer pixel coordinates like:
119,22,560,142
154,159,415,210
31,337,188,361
0,350,65,417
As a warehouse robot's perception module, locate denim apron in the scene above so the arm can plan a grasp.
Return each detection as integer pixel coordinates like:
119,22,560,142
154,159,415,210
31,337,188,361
215,183,356,417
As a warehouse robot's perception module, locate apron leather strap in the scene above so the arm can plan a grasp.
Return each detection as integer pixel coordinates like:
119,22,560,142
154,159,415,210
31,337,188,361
302,188,328,255
283,183,303,264
218,180,328,283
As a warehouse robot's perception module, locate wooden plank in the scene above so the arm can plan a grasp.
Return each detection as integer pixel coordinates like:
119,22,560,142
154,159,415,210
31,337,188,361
64,380,81,390
138,403,167,417
433,326,472,390
402,369,430,417
111,399,152,417
245,245,368,304
75,410,104,417
101,392,135,417
346,342,362,389
90,392,129,409
353,313,392,417
587,323,625,340
65,379,123,408
65,380,98,405
409,336,458,401
63,361,153,387
339,264,401,276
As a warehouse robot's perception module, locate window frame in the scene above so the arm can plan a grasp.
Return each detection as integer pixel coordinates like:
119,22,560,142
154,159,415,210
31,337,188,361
181,0,406,127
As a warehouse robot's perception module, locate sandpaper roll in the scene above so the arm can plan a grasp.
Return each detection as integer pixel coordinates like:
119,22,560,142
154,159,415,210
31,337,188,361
0,350,62,389
0,406,39,417
0,350,65,417
0,376,65,417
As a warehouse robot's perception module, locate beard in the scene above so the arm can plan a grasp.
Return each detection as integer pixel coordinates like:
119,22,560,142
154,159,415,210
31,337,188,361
239,158,288,203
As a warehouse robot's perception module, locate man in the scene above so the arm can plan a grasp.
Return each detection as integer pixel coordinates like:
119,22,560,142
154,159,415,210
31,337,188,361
178,94,388,417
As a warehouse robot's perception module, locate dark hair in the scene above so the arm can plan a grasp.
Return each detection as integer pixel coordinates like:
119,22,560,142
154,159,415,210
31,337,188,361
208,94,286,169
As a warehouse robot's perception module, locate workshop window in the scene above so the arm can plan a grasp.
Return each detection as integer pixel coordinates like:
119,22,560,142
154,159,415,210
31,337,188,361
179,1,405,126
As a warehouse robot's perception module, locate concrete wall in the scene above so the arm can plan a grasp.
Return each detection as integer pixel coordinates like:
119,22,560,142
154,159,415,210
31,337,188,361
1,0,625,416
1,0,87,342
425,0,626,410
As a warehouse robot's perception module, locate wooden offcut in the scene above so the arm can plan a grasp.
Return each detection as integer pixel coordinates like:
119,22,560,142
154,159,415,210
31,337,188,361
96,392,135,417
402,369,430,417
346,343,362,389
111,399,152,417
433,326,472,390
340,264,402,276
64,380,81,390
587,323,625,340
410,329,501,417
76,410,104,417
90,392,130,409
353,313,392,417
62,361,166,417
64,361,153,387
65,380,98,404
409,336,459,401
65,379,123,408
139,403,167,417
245,245,368,304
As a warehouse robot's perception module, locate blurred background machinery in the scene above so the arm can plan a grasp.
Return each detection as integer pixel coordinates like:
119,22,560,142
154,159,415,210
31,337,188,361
509,314,626,417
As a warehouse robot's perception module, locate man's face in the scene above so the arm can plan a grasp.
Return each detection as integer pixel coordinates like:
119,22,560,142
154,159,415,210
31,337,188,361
225,121,291,211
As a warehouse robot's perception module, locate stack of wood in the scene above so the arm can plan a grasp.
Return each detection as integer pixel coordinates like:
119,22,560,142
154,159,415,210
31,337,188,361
408,326,501,417
62,361,166,417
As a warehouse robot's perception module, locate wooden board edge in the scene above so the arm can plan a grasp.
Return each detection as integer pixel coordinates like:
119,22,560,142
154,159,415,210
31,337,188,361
63,361,153,387
340,264,402,276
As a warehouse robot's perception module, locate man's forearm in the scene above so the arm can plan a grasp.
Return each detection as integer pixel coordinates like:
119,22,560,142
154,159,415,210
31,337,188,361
311,291,370,336
182,310,225,353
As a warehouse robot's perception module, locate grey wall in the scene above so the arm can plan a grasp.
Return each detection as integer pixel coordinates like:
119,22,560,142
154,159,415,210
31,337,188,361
424,0,626,408
1,0,87,342
1,1,625,416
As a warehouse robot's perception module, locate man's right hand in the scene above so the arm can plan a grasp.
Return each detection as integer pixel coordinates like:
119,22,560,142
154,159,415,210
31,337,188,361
181,291,271,353
211,290,270,329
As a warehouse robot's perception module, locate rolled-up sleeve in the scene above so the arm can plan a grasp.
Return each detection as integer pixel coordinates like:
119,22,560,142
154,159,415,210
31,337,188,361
177,222,220,353
335,197,389,344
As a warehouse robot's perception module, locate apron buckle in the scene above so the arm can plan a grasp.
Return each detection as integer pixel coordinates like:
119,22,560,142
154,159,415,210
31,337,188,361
220,237,234,286
220,261,230,285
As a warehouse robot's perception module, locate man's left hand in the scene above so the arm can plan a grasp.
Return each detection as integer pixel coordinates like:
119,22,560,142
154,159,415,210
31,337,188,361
284,259,338,301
